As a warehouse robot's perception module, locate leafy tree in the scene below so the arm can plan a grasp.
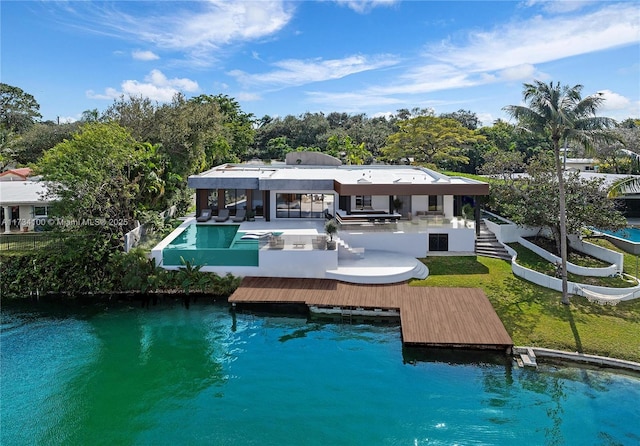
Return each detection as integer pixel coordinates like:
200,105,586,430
0,83,42,133
37,122,162,248
440,109,480,130
504,80,616,304
10,121,81,165
80,108,102,123
325,134,371,165
190,94,255,161
264,136,292,161
381,115,485,169
495,155,626,255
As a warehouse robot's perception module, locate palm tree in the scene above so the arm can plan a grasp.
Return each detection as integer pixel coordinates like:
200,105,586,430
504,80,615,304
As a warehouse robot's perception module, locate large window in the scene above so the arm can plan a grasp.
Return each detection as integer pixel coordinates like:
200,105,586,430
225,189,247,214
355,195,372,210
276,193,333,218
428,195,443,212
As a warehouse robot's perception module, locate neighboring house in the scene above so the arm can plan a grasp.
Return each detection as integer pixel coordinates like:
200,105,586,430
564,158,598,172
0,169,52,233
0,168,34,182
579,171,640,219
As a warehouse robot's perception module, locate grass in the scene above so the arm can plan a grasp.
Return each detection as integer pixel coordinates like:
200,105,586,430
411,256,640,363
508,243,636,288
587,237,640,277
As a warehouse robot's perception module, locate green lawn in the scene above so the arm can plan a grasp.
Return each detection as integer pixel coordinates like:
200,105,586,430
411,256,640,363
508,242,636,288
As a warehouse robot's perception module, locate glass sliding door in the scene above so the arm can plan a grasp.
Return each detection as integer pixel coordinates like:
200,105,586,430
275,193,333,218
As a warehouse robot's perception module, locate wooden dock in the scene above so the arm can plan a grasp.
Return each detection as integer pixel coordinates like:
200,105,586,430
229,277,513,351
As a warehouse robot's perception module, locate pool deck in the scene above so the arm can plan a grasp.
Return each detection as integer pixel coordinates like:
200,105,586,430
229,277,513,351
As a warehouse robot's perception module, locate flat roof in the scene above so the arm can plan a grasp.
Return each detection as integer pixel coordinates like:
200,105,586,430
189,163,489,196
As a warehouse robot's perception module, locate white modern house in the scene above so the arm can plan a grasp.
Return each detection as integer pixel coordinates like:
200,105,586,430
152,153,489,283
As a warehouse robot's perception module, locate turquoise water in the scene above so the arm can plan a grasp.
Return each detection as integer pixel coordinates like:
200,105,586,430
163,225,259,266
168,224,241,249
602,227,640,243
2,301,639,446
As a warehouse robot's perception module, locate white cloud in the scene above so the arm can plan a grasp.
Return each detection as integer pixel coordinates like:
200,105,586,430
229,54,399,88
599,89,631,111
132,50,159,61
427,4,640,73
86,70,199,102
77,1,295,66
58,116,78,124
319,3,638,103
236,92,262,102
523,0,592,14
598,89,640,120
497,64,538,81
334,0,399,14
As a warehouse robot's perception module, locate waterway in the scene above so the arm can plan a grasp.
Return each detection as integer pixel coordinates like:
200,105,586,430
2,300,639,445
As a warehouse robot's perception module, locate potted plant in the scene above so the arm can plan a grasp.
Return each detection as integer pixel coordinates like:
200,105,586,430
393,197,403,213
325,219,338,250
462,203,474,227
246,209,255,221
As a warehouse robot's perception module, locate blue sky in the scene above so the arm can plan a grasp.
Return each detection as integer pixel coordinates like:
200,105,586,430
2,1,639,126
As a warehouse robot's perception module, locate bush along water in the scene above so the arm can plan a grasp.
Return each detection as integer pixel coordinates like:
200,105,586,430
1,245,241,304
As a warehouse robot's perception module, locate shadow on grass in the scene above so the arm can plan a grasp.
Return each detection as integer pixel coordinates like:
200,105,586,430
562,305,583,353
421,256,490,275
488,275,545,341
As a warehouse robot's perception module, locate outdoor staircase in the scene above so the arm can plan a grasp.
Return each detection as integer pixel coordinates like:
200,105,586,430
475,221,512,261
336,238,365,259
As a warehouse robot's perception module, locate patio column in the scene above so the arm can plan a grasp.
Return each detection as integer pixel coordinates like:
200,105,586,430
3,206,10,233
475,198,481,236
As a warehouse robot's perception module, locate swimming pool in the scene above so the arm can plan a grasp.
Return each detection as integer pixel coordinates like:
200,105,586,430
600,227,640,254
163,224,260,266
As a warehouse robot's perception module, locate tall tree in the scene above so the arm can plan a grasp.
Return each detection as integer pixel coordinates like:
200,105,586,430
504,80,615,304
381,115,484,169
38,122,162,248
0,83,42,133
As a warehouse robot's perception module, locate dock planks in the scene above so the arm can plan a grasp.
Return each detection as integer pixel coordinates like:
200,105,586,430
229,277,513,350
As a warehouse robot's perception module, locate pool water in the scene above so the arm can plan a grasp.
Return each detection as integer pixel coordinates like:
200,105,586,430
2,301,639,446
168,224,240,249
163,224,260,266
601,227,640,243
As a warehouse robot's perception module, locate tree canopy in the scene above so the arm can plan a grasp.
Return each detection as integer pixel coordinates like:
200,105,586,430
381,115,485,169
0,83,42,133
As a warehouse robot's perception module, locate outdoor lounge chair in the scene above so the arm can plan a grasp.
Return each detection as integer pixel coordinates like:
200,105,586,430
196,208,212,222
214,209,230,222
232,209,246,222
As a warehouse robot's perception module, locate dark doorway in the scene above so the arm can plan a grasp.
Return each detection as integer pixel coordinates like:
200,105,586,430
429,233,449,252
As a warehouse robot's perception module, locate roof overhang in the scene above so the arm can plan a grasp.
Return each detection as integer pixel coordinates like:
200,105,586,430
333,181,489,196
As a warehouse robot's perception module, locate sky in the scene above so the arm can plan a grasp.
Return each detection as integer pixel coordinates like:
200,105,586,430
2,0,639,126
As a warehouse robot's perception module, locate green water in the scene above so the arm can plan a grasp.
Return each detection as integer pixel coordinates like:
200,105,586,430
163,224,259,266
168,224,240,249
2,301,639,445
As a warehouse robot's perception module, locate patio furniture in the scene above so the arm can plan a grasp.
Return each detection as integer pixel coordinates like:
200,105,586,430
196,208,212,222
268,235,284,249
214,209,229,222
232,209,246,222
